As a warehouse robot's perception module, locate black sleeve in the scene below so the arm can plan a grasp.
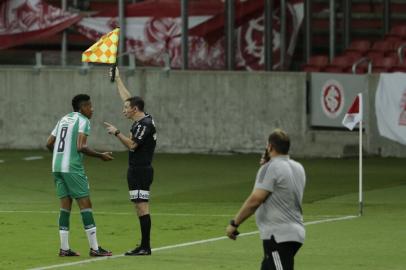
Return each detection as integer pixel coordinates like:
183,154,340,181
131,122,152,145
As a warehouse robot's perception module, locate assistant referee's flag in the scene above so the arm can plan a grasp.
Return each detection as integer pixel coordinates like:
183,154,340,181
342,93,363,130
81,28,119,64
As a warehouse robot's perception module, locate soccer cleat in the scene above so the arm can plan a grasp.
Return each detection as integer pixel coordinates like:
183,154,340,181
124,246,151,256
89,246,112,257
59,249,80,257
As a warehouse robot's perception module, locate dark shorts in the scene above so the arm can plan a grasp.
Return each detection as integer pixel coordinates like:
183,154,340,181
127,166,153,202
260,236,302,270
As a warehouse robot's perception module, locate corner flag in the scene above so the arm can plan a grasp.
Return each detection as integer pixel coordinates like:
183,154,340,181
342,93,363,130
81,28,119,64
342,93,364,216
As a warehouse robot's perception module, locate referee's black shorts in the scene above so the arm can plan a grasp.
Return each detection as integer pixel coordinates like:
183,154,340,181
260,236,302,270
127,166,153,202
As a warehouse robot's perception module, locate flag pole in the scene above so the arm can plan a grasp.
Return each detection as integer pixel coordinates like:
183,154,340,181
359,108,363,216
110,64,117,82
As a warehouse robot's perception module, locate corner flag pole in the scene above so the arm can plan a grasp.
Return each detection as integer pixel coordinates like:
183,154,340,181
359,118,363,216
342,93,363,216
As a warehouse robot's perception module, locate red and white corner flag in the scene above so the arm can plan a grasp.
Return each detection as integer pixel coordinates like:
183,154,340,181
342,93,363,130
342,92,364,216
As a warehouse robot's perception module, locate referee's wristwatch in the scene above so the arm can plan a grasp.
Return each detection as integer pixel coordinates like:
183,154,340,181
114,130,120,136
230,219,239,228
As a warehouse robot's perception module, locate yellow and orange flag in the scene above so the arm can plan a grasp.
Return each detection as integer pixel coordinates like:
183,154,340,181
82,28,119,64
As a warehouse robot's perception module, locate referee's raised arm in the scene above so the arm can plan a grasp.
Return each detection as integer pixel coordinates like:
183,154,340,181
110,67,131,102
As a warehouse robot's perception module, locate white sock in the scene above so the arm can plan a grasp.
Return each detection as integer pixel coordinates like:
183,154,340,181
85,227,99,250
59,230,69,250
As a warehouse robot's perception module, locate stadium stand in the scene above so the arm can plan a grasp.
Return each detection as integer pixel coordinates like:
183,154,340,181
372,55,398,73
385,24,406,40
323,55,354,73
304,0,406,73
302,55,329,72
3,0,406,72
345,40,371,55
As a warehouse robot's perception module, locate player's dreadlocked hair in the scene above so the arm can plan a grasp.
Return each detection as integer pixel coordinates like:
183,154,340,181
268,129,290,155
72,94,90,112
126,96,145,111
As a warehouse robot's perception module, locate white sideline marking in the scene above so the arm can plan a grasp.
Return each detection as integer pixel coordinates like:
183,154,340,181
0,210,349,219
27,215,358,270
0,210,230,217
23,156,44,161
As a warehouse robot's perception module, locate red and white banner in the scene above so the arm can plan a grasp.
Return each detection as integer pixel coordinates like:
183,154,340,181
77,0,303,70
342,93,362,130
376,73,406,145
0,0,81,49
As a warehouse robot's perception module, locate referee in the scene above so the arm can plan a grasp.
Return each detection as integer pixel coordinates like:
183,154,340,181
226,129,306,270
104,68,156,256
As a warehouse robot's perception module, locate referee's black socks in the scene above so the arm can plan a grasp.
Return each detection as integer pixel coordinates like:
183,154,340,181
139,214,151,249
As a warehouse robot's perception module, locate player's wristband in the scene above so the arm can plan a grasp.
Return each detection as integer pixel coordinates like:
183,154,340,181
230,219,239,228
114,130,120,136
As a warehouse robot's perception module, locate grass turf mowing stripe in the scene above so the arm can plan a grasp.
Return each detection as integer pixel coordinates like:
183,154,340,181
27,215,358,270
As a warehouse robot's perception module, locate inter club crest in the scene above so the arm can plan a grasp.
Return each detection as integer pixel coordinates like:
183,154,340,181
321,80,345,119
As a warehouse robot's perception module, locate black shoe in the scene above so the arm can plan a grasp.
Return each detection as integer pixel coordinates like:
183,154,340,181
59,249,80,257
89,246,112,257
124,246,151,256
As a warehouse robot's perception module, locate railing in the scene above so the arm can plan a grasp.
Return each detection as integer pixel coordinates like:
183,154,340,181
398,43,406,64
352,57,371,74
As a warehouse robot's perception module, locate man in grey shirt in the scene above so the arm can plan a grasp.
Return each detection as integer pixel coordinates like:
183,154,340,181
226,129,306,270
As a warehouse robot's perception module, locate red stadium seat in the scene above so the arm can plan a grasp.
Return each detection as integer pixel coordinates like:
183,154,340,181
390,41,406,62
372,56,398,73
303,65,323,72
390,62,406,72
386,24,406,40
302,55,329,72
366,51,384,62
385,36,401,44
324,55,353,73
343,51,363,61
345,40,371,55
368,40,395,56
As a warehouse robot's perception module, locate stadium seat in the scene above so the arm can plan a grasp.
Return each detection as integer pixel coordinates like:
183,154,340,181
384,36,401,44
368,40,395,56
389,42,406,71
345,40,371,55
390,40,406,62
390,62,406,72
385,24,406,40
324,55,353,73
303,65,323,72
366,51,384,62
302,55,329,72
343,51,363,62
372,56,398,73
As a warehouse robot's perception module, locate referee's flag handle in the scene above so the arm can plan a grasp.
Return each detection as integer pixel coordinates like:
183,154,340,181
110,65,117,82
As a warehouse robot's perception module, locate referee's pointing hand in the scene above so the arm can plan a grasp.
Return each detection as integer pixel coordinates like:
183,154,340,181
104,122,118,135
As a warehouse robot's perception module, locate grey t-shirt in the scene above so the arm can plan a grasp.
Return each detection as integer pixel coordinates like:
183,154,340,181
254,155,306,243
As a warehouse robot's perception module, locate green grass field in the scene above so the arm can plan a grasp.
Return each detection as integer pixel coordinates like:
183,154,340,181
1,150,406,270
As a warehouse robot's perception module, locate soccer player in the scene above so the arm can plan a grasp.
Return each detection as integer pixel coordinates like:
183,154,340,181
226,129,306,270
46,94,113,257
104,68,157,256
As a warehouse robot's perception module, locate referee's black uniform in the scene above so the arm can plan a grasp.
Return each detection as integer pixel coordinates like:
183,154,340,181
126,114,156,255
127,114,156,201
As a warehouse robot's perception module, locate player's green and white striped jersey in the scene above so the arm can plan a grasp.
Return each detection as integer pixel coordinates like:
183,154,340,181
51,112,90,173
